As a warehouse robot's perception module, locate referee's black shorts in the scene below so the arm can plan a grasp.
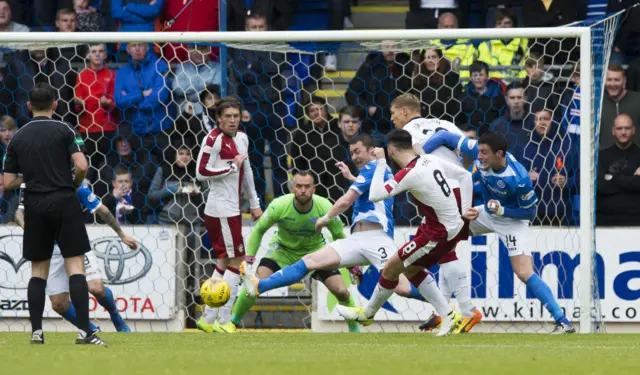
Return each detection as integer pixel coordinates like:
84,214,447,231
23,190,91,262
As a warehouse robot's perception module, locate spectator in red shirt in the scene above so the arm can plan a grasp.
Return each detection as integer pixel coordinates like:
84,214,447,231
162,0,219,62
75,42,119,173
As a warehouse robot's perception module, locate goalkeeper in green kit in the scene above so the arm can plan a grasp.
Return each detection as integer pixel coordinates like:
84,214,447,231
225,171,359,332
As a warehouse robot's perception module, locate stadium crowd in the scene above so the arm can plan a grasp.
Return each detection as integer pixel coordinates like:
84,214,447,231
0,0,639,231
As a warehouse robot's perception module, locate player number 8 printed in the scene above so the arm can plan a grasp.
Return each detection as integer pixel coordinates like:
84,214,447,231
433,169,451,197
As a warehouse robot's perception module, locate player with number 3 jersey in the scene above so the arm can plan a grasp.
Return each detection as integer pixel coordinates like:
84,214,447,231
422,130,576,334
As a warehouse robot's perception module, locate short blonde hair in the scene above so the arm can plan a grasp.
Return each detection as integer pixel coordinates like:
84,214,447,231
391,93,421,113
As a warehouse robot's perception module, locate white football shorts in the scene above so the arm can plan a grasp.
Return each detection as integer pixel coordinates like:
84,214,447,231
469,205,531,257
46,246,104,296
329,230,397,270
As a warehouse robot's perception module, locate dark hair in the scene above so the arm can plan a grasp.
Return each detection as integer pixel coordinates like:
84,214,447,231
215,97,243,118
413,48,450,89
478,132,508,156
114,165,130,177
506,82,526,92
293,170,316,183
494,8,517,27
469,60,490,74
200,84,221,104
386,129,413,151
28,82,57,112
245,10,268,25
338,106,362,120
349,133,375,149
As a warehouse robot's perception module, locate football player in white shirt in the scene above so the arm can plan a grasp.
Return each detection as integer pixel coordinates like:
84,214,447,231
196,97,263,333
389,93,481,334
336,129,479,336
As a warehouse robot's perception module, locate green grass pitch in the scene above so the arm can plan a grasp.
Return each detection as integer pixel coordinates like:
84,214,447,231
1,332,639,375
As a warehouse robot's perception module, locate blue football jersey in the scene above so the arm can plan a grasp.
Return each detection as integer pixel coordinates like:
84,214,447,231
349,161,395,238
458,138,538,212
76,184,102,213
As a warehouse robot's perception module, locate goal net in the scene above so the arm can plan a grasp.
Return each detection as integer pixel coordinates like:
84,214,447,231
0,15,630,334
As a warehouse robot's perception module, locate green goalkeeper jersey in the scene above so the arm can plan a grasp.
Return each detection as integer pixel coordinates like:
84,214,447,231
246,194,346,258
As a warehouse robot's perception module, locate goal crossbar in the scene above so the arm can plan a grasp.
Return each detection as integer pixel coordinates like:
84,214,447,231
0,28,590,44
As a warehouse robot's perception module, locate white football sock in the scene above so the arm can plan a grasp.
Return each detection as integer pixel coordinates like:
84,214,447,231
364,277,398,318
216,266,241,325
441,261,475,318
415,273,452,317
202,266,225,324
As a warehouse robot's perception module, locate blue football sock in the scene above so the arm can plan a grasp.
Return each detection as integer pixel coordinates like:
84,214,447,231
408,284,426,301
258,260,309,294
62,302,98,332
97,287,118,316
526,274,565,322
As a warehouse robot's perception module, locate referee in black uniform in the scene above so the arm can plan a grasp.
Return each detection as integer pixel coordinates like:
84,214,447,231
2,83,106,345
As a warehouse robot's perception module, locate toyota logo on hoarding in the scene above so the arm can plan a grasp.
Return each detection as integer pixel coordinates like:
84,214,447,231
92,237,153,285
0,235,153,289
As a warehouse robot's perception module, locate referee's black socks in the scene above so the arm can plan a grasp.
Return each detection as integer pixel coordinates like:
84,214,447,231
27,277,47,333
69,274,91,336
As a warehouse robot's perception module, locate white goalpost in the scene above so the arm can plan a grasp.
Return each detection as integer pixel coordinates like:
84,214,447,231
0,21,630,334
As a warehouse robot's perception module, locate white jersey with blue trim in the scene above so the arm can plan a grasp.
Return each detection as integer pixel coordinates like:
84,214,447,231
349,160,395,238
404,117,462,165
458,137,538,212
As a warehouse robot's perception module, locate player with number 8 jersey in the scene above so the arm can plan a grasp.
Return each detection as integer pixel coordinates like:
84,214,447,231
336,129,477,336
195,98,263,333
422,130,576,334
390,93,481,334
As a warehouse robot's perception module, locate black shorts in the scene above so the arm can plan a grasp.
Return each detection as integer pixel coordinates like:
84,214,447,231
257,257,341,283
23,191,91,262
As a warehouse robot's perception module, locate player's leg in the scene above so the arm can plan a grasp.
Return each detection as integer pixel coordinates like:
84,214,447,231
211,215,246,332
49,293,100,334
440,259,482,334
200,215,230,327
22,205,54,344
230,263,276,328
57,196,106,345
45,252,99,334
501,224,574,334
242,240,349,297
84,250,130,332
314,270,360,333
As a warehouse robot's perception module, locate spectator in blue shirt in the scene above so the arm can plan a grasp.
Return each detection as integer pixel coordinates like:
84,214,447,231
111,0,164,50
115,42,173,163
520,108,577,225
172,44,222,117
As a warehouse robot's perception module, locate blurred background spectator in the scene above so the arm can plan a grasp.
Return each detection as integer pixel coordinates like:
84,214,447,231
115,42,173,162
75,42,118,175
597,114,640,226
491,82,530,156
457,61,506,133
520,108,577,225
411,48,461,123
600,64,640,149
345,40,412,135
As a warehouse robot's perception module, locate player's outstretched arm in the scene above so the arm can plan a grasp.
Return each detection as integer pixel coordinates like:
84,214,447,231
95,205,137,250
422,131,462,154
316,190,359,231
320,198,347,241
488,178,537,221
